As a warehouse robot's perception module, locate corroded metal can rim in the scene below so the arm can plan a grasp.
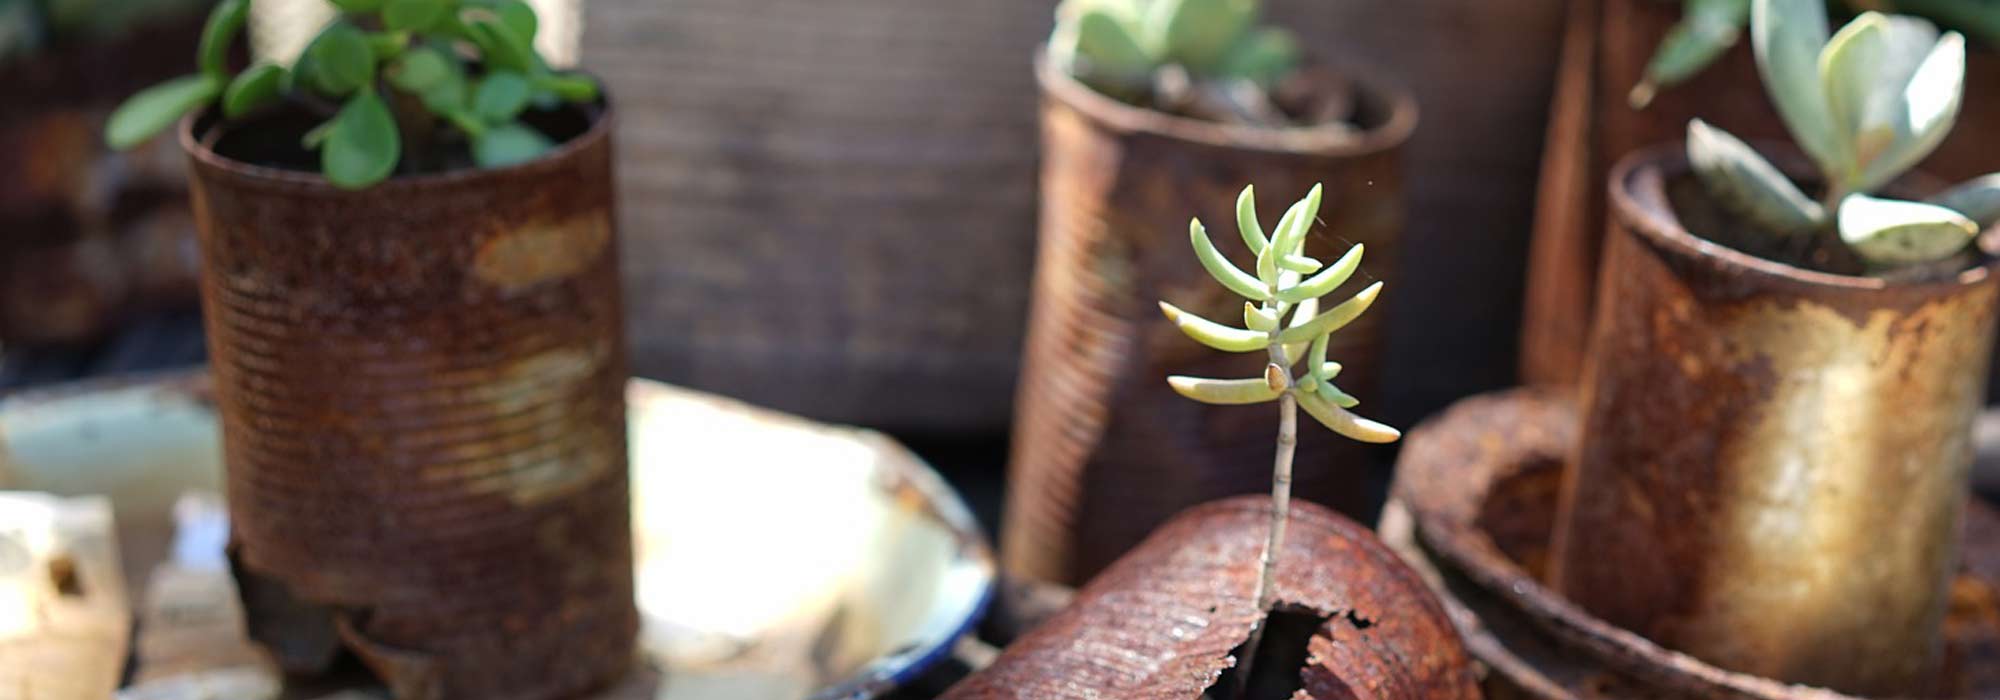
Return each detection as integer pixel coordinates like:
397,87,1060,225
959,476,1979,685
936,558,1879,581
1391,389,2000,700
1034,51,1418,155
1608,144,2000,293
177,94,614,195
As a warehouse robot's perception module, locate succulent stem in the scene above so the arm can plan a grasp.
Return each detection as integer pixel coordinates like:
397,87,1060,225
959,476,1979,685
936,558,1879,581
1235,298,1299,697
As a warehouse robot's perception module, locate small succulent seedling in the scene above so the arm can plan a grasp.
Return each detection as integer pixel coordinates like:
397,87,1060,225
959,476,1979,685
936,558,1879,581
104,0,600,189
1687,0,2000,269
1160,183,1397,691
1049,0,1301,124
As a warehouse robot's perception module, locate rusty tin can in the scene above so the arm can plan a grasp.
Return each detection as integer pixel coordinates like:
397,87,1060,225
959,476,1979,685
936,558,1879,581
180,105,634,699
1550,146,2000,695
1002,57,1417,586
945,496,1479,699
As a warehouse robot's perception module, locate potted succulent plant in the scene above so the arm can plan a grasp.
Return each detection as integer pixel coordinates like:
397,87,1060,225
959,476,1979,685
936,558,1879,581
1004,0,1418,587
104,2,633,698
944,185,1474,700
0,0,211,345
1520,0,2000,387
1551,0,2000,694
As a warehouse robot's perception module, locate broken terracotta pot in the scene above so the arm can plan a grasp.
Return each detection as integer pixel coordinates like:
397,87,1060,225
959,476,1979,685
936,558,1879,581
1551,148,2000,695
1003,56,1418,587
945,496,1479,699
180,103,634,699
1388,389,2000,699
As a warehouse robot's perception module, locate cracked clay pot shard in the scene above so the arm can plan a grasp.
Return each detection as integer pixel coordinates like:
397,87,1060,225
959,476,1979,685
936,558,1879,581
943,496,1479,700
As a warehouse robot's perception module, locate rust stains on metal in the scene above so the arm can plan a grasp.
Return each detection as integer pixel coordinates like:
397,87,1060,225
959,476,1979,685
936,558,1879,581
943,496,1478,700
1548,148,2000,695
181,105,634,699
1389,388,2000,699
1002,57,1419,587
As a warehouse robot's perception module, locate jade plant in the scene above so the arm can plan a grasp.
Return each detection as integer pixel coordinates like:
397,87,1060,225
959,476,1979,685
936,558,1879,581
1159,183,1398,690
1049,0,1302,125
1688,0,2000,269
1632,0,2000,107
103,0,599,189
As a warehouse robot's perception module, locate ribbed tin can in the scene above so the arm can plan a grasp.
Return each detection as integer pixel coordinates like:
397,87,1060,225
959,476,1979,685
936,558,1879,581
181,105,634,699
1551,147,2000,695
1001,58,1417,586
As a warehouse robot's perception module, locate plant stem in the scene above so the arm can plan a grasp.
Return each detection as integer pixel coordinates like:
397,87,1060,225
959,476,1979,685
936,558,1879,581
1233,321,1299,698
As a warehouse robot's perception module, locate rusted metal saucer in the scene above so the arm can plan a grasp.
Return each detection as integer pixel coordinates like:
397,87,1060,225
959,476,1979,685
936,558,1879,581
1383,389,2000,699
0,372,994,699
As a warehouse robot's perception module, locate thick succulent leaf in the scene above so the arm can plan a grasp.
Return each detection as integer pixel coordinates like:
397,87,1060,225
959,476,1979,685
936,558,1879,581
472,70,532,123
533,72,600,103
197,0,248,78
1306,332,1328,378
304,23,375,96
473,121,553,168
1316,382,1360,408
1279,254,1321,274
1167,376,1281,405
1316,361,1343,380
1852,32,1964,194
327,0,385,12
1275,281,1382,345
1054,6,1155,95
1269,184,1322,260
1191,219,1270,300
1158,301,1267,352
1277,244,1363,304
1257,200,1302,285
1145,0,1256,73
1838,193,1977,265
465,15,535,73
1819,13,1942,190
1295,392,1399,443
1633,0,1748,106
1236,185,1268,253
495,0,539,44
1687,119,1825,231
1216,27,1299,88
222,63,287,118
1752,0,1845,176
106,74,223,150
1244,302,1278,332
384,0,448,32
1931,173,2000,228
1279,296,1316,365
322,91,401,190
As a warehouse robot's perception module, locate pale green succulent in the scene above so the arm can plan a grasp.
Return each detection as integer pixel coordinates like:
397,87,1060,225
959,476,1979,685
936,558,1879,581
1688,0,1999,268
1158,184,1399,444
1049,0,1300,110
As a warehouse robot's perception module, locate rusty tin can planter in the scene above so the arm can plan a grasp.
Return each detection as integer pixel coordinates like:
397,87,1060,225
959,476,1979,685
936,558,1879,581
1549,147,2000,695
181,105,635,699
1002,57,1417,587
945,496,1479,699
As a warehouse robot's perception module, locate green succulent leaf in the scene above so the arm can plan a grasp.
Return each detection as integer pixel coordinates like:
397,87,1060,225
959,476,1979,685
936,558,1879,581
1752,0,1846,177
304,22,375,96
1278,296,1316,365
495,0,538,44
465,14,535,73
1687,119,1825,231
1633,0,1748,107
323,91,401,190
1217,27,1299,88
1316,381,1360,409
1235,185,1269,253
1295,391,1399,443
1166,375,1281,405
1931,173,2000,229
1145,0,1255,73
1275,281,1381,345
472,121,553,168
1277,244,1363,304
384,0,448,32
1853,31,1965,194
197,0,248,78
301,118,335,149
390,46,468,114
1269,183,1322,260
1278,254,1321,274
533,72,600,102
328,0,385,13
1838,193,1978,264
106,74,222,150
1053,5,1155,96
1820,13,1942,190
222,63,287,118
1243,302,1279,332
1191,219,1271,300
1158,301,1267,353
472,70,532,123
